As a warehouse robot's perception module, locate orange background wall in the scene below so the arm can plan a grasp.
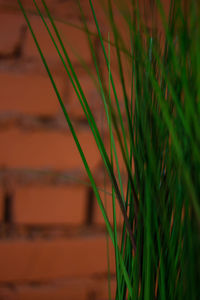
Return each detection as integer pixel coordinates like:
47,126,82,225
0,0,118,299
0,0,171,299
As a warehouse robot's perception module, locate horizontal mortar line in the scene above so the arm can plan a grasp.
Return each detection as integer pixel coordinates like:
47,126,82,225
0,272,116,289
0,167,89,185
0,167,111,187
0,57,67,75
0,224,122,240
0,225,114,240
0,112,110,133
0,57,95,76
0,112,90,132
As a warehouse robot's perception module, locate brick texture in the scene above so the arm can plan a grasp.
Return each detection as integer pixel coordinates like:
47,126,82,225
0,278,116,300
67,73,103,121
0,0,139,298
24,15,92,65
14,185,86,225
0,72,63,116
0,236,115,282
0,128,101,170
94,184,122,226
0,12,25,53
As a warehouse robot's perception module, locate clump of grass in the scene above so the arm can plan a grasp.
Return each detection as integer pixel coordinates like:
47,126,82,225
18,0,200,299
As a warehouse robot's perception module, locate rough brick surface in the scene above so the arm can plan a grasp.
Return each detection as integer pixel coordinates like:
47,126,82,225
14,185,86,225
94,186,122,226
0,12,25,54
0,72,63,116
0,0,117,298
67,73,103,121
0,1,172,298
0,128,101,170
0,236,115,282
25,15,92,65
0,277,116,300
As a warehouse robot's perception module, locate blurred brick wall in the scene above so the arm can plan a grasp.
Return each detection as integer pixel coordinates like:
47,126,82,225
0,0,119,299
0,0,171,298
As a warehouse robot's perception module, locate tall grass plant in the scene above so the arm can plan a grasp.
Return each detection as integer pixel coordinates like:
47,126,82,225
18,0,200,298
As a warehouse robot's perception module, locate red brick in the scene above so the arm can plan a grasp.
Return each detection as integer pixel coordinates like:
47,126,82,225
25,15,92,65
44,0,105,27
0,0,102,24
0,236,115,282
0,128,101,170
14,185,86,225
94,184,123,226
0,0,31,11
0,278,116,300
0,72,63,116
0,12,25,53
67,74,103,120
